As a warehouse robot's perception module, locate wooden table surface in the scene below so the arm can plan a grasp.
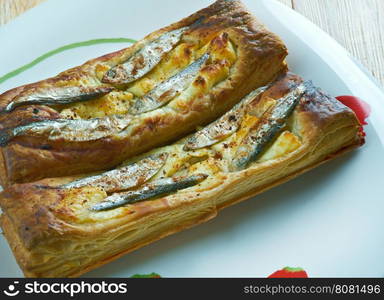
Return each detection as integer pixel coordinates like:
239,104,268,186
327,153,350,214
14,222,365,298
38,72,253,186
1,0,383,86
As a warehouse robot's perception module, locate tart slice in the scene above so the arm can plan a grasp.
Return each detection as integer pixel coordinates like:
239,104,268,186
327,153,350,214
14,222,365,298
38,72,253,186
0,0,287,185
0,73,364,277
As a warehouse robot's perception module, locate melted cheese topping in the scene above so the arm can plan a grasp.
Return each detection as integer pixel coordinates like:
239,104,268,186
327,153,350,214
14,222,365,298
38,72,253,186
58,73,304,223
259,131,301,162
61,116,302,224
59,32,236,120
55,186,126,223
60,91,133,119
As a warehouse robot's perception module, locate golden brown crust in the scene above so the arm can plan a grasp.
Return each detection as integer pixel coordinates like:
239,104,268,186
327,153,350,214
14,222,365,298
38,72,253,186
0,72,364,277
0,0,288,185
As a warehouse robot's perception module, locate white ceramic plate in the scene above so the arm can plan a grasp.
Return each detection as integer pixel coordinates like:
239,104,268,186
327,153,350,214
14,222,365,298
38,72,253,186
1,0,383,278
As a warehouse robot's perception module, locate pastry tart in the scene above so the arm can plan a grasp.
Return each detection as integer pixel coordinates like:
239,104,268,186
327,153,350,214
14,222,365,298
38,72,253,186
0,0,288,185
0,73,364,277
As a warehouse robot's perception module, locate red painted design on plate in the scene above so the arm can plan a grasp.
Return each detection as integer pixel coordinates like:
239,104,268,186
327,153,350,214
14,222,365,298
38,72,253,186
268,267,308,278
336,95,371,137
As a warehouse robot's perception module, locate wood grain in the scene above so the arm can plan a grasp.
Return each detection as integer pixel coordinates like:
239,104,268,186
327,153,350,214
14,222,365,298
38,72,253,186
0,0,45,25
0,0,383,86
288,0,384,86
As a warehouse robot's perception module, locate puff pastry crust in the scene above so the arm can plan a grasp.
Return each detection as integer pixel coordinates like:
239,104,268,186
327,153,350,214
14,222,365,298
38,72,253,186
0,73,364,277
0,0,288,185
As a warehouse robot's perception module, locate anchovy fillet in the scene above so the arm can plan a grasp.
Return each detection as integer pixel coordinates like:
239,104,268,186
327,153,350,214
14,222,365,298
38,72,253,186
61,153,168,192
0,114,132,146
129,53,210,114
183,86,268,151
90,173,208,211
2,86,114,113
231,82,308,171
102,27,188,85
